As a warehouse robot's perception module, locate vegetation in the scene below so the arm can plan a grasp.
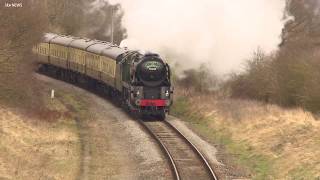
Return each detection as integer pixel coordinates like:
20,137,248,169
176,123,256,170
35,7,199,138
47,0,126,44
0,85,88,179
171,87,320,179
171,95,273,179
226,0,320,113
175,64,219,93
0,0,126,114
0,1,47,111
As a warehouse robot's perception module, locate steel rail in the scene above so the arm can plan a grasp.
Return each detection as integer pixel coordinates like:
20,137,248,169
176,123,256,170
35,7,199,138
138,119,181,180
164,120,218,180
139,119,218,180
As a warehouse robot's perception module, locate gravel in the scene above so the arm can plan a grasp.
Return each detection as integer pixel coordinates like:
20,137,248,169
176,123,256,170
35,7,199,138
167,116,222,166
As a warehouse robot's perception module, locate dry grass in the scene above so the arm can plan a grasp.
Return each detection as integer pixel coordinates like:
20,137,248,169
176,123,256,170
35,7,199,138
0,103,80,179
215,99,320,178
172,88,320,179
0,72,127,179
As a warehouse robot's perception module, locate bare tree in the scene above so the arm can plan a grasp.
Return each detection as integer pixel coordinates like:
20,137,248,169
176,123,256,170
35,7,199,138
227,0,320,112
0,0,48,107
46,0,126,44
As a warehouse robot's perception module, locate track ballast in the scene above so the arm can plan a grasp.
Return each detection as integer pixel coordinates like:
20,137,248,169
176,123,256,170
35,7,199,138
139,119,218,180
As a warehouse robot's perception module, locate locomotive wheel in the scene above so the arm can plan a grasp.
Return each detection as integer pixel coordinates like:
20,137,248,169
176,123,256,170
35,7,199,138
159,110,166,120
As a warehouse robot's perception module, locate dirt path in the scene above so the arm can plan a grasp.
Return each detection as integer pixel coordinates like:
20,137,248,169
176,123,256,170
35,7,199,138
36,74,172,179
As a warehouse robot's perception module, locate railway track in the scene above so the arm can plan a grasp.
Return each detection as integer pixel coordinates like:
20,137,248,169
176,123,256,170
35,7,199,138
139,119,218,180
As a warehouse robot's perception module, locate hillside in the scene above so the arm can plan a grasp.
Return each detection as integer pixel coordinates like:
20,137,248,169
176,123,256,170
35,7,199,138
0,86,81,179
172,88,320,178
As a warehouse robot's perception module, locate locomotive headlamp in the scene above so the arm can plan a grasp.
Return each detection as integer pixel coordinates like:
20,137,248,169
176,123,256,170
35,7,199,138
165,90,169,97
133,87,143,98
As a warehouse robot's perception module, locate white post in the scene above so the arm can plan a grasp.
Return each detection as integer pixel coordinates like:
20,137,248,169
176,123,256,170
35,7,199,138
51,89,55,99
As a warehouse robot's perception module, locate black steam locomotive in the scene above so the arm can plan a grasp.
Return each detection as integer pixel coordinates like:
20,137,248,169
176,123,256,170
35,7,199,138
33,33,173,119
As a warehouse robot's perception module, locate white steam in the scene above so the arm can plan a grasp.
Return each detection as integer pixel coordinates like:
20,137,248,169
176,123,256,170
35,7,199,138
110,0,286,74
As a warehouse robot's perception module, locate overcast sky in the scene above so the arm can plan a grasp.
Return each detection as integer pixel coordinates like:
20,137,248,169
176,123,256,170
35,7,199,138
110,0,287,74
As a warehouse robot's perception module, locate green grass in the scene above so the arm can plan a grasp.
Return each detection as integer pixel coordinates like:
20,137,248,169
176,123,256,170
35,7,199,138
171,96,274,179
56,90,88,116
287,163,316,179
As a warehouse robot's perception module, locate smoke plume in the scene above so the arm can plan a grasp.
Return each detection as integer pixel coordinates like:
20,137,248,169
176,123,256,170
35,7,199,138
110,0,287,74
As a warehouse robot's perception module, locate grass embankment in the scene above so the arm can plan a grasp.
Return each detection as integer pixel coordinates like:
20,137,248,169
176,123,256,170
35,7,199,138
171,90,320,179
0,80,89,179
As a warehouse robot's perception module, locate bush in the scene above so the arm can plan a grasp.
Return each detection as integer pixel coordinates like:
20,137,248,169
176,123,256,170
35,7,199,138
226,45,320,113
175,64,219,93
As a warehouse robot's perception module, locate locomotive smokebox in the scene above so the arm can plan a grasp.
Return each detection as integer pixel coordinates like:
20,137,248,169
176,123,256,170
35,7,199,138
136,54,167,87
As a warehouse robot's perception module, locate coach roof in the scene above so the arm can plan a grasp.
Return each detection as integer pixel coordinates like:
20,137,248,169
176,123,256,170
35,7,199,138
43,33,128,60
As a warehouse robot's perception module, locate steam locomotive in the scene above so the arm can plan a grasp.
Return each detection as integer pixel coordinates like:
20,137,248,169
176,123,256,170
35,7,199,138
33,33,173,119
